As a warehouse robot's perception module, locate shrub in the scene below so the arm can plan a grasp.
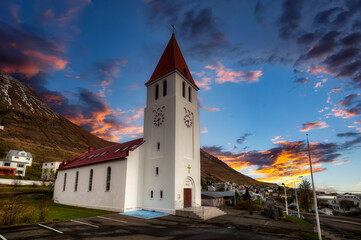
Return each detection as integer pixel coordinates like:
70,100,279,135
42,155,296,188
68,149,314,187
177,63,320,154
0,198,25,226
234,200,263,211
38,198,50,222
21,211,33,223
281,215,312,226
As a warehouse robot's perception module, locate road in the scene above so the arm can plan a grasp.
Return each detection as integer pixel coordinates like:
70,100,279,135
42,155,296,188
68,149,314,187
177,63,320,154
304,213,361,239
0,213,283,240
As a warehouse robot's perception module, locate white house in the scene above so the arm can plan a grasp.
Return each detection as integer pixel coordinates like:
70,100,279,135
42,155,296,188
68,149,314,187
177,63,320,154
42,161,62,180
332,193,361,213
0,150,33,176
0,120,4,130
54,34,201,214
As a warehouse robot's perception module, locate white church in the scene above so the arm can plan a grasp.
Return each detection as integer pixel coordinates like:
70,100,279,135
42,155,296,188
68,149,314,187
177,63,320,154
54,34,202,214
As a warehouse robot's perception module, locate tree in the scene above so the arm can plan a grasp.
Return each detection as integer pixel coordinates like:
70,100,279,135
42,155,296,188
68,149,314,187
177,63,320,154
242,188,253,215
339,200,354,213
298,179,312,212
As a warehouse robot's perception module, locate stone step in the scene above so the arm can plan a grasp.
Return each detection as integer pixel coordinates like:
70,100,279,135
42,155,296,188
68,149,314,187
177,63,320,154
175,207,226,220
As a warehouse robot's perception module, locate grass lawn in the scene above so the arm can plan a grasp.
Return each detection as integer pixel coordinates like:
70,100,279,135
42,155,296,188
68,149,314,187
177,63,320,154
281,215,313,226
0,185,112,227
48,203,113,221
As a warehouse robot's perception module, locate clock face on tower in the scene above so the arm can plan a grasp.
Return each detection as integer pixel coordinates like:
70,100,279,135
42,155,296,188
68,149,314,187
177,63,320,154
153,107,165,127
184,108,193,128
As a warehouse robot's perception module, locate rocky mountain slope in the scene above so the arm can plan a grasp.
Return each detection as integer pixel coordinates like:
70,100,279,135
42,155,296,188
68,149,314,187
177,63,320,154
0,71,114,162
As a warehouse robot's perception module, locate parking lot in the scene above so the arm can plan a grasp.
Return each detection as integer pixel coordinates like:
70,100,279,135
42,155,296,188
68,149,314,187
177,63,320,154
0,213,283,240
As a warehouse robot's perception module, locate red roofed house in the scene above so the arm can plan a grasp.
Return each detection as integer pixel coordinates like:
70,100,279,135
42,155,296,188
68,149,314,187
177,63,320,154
53,34,201,214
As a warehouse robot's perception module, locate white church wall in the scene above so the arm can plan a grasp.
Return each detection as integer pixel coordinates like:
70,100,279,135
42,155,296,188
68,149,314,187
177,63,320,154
54,159,127,212
124,145,145,212
174,73,201,209
143,74,177,214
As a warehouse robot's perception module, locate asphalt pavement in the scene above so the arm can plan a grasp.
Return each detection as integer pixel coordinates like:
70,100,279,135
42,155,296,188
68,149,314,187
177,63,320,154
0,213,284,240
304,213,361,240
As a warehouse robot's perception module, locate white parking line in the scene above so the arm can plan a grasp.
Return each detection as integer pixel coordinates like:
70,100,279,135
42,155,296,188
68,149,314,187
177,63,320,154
97,216,127,223
38,224,63,234
0,234,7,240
71,219,99,228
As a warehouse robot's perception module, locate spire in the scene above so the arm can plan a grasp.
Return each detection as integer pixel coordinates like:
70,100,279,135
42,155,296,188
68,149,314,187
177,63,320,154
146,34,197,87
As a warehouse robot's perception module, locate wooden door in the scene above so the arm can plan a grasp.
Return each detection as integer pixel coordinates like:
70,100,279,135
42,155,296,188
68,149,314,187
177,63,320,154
184,188,192,208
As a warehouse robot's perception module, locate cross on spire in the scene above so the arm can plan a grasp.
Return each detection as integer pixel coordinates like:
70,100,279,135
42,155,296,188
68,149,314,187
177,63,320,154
187,164,191,174
171,24,175,34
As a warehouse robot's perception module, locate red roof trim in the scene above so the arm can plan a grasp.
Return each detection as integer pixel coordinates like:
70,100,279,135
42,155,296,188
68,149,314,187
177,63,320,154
146,34,197,87
58,138,144,170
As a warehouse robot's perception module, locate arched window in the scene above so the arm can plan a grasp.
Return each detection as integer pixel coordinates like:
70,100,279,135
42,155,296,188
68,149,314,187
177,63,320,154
89,169,93,191
188,87,191,102
155,84,159,100
182,82,185,98
63,173,67,191
163,80,167,96
106,167,111,191
75,171,79,192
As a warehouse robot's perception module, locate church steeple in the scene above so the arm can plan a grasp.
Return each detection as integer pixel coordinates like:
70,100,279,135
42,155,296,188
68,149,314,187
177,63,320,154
146,34,197,88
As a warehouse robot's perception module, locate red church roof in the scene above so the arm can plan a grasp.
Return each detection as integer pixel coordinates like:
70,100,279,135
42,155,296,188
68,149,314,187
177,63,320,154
58,138,144,170
146,34,197,87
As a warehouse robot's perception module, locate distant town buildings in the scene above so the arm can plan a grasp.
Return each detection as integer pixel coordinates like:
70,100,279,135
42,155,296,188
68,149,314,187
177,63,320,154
0,150,33,176
42,161,62,180
331,193,361,213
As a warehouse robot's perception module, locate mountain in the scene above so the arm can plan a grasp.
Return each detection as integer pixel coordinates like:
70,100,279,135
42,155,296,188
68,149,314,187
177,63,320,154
0,71,114,162
0,72,272,185
201,149,274,186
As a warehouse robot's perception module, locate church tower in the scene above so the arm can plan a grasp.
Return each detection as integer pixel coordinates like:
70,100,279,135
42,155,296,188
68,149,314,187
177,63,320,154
143,34,201,213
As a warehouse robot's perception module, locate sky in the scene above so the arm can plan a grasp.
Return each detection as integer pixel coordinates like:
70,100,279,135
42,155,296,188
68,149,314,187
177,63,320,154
1,0,361,193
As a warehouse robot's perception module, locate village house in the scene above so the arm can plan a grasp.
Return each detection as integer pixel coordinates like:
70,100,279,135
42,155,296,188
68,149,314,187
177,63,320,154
201,191,235,207
0,150,32,176
42,161,62,180
332,193,361,213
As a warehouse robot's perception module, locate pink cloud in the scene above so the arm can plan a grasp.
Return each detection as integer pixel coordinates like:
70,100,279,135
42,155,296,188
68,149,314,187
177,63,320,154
307,64,330,75
271,136,283,143
332,108,358,118
300,122,328,132
205,61,262,84
200,126,208,134
314,82,323,88
334,160,350,166
199,105,220,112
21,49,68,71
195,77,212,90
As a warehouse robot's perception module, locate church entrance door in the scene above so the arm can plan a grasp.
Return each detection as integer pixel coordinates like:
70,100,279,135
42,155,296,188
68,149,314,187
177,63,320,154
184,188,192,208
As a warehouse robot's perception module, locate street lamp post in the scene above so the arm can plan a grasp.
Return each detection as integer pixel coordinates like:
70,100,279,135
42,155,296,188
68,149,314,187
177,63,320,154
282,183,288,215
306,134,322,240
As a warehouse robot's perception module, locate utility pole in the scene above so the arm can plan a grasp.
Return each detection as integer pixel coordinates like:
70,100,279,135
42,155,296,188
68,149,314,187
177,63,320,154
282,183,288,215
306,134,322,240
294,181,300,218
